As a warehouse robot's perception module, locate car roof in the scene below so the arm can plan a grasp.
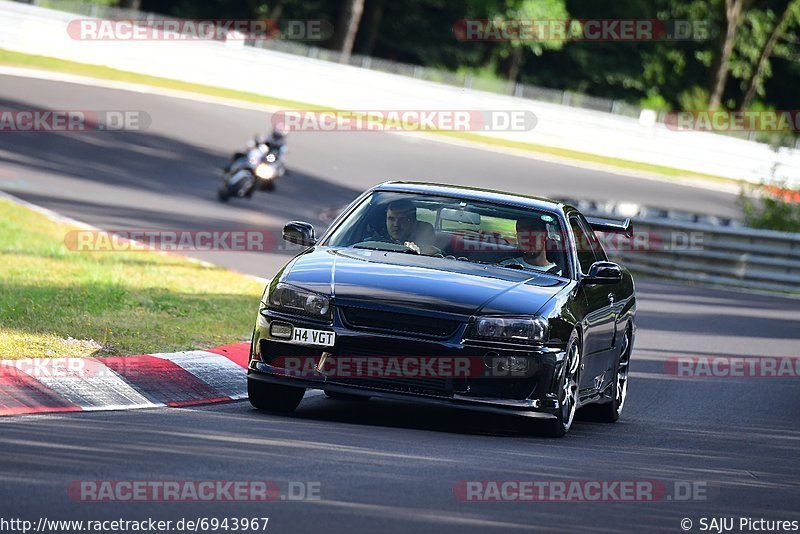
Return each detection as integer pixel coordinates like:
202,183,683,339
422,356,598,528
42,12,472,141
372,181,568,214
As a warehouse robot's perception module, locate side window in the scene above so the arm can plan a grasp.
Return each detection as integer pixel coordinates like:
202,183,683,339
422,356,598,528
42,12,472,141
569,215,604,274
577,215,607,262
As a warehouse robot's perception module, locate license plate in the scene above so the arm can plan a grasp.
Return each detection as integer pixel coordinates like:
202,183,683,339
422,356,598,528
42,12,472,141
291,327,335,347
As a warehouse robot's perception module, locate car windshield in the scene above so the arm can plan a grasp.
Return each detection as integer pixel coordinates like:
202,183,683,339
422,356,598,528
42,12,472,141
323,191,570,278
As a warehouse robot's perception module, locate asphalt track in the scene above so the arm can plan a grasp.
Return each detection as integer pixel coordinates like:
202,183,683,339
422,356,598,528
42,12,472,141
1,73,799,533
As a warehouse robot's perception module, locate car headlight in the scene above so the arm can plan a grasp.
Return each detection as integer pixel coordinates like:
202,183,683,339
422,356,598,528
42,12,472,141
471,316,548,344
268,283,331,319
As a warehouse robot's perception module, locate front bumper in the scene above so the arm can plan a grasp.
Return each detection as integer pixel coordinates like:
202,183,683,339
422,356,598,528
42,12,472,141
249,308,567,419
248,370,555,419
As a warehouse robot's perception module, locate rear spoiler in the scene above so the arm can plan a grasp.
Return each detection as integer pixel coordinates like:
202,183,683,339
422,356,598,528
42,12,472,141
586,216,634,238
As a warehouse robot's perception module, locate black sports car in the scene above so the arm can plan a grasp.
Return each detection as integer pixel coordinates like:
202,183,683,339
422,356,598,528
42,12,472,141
248,182,635,437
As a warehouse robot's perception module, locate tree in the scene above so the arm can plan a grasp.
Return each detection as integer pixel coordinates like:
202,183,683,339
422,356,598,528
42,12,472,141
334,0,366,62
485,0,569,83
356,0,386,56
709,0,753,109
741,0,800,108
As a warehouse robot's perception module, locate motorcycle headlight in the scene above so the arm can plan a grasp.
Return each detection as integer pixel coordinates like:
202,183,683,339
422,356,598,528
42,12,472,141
255,164,276,179
471,316,548,344
268,283,331,319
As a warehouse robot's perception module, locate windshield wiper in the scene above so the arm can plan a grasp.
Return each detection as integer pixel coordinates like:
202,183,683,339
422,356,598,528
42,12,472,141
491,262,562,278
352,244,420,255
490,262,552,274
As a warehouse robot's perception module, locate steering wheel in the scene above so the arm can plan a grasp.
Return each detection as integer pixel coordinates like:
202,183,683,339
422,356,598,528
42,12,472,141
420,244,443,256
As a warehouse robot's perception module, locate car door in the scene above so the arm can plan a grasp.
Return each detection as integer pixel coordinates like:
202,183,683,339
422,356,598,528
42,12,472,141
569,214,617,388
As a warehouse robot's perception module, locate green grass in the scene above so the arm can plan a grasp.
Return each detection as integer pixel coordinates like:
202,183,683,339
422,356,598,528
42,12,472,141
0,198,265,359
0,48,743,187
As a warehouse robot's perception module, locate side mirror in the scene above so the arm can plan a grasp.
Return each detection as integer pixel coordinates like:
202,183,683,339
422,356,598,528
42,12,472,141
283,221,316,247
582,261,622,285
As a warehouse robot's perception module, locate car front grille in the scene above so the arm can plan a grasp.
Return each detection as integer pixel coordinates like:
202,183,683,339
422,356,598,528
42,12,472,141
332,377,452,397
327,345,457,398
339,306,460,338
259,340,323,366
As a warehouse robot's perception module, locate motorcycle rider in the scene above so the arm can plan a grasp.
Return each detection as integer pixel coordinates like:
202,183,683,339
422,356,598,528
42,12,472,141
256,124,288,175
218,124,289,200
223,125,288,174
266,124,288,157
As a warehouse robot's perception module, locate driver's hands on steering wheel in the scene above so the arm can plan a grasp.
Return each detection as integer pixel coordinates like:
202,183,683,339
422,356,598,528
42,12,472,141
405,241,443,256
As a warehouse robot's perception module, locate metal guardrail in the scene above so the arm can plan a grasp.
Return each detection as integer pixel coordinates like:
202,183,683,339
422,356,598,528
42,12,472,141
593,216,800,293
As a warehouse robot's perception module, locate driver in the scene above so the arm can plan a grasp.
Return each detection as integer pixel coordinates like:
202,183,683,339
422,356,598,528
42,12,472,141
502,216,557,272
383,199,436,253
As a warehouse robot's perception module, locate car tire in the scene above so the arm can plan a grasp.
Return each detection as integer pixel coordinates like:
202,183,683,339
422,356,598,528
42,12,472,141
590,326,632,423
519,330,581,438
324,391,370,401
247,377,305,413
545,330,582,438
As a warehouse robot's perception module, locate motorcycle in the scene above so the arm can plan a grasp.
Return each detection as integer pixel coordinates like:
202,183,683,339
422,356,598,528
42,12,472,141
217,136,286,201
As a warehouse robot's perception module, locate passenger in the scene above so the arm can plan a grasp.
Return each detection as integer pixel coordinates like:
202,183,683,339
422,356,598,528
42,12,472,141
502,216,557,271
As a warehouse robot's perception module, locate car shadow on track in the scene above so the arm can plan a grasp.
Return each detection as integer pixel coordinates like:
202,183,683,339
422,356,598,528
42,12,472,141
247,394,612,439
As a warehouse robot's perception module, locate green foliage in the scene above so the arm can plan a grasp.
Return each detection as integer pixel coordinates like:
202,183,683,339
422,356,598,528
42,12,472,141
731,8,778,91
677,86,710,110
740,182,800,232
498,0,569,55
639,92,671,111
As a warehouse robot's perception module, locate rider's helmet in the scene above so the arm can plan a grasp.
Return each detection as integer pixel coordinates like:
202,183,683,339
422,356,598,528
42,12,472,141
270,123,288,144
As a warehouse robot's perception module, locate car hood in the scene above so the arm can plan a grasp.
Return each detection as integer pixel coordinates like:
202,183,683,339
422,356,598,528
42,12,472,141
278,247,568,319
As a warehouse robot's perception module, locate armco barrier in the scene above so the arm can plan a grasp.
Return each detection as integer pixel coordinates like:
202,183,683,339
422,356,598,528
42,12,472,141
1,0,799,185
596,217,800,292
